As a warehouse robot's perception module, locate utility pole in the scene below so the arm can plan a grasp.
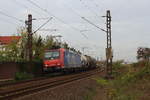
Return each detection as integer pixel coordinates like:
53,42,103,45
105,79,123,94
105,10,113,78
25,14,33,61
25,15,52,61
81,10,113,78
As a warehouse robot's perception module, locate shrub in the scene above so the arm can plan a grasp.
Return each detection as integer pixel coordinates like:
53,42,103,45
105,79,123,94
15,72,33,81
31,59,43,77
14,60,43,81
113,60,124,70
116,65,150,86
17,60,43,77
132,60,150,68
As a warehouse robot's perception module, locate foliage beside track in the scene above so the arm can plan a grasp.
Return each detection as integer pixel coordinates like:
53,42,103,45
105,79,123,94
15,72,33,81
0,28,82,80
95,61,150,100
14,60,43,80
0,30,81,62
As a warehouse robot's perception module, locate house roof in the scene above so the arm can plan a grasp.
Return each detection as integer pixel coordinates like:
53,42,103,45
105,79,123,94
0,36,21,45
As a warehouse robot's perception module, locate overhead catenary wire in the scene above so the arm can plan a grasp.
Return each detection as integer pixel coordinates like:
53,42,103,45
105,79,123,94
59,2,108,46
38,29,57,31
26,0,88,39
34,17,51,20
62,3,105,32
0,10,42,31
63,3,103,31
12,0,53,31
0,17,20,25
25,0,80,31
33,17,53,33
81,17,106,32
13,0,48,18
0,10,24,23
89,0,103,12
0,9,25,35
79,0,100,18
78,0,105,30
62,4,91,38
62,2,103,39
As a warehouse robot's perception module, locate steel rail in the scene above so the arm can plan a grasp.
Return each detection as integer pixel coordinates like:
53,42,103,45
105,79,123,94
0,68,102,100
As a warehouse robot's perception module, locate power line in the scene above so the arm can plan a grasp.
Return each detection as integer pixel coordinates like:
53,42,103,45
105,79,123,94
33,17,53,33
81,33,88,39
10,0,48,30
26,0,88,39
81,17,106,32
0,17,19,25
34,17,51,20
63,4,83,18
59,3,97,39
26,0,47,13
89,0,103,12
13,0,47,18
62,1,106,38
14,0,28,9
0,10,24,23
38,29,57,32
79,0,100,18
26,0,71,26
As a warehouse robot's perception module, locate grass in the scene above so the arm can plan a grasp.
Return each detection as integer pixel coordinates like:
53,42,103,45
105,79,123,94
84,87,96,100
95,78,109,86
95,61,150,100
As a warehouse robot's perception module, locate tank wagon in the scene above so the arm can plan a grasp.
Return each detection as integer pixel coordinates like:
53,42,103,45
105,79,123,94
81,55,96,68
43,48,96,72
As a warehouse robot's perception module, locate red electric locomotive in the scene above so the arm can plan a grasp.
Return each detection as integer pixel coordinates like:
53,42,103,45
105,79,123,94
43,48,82,72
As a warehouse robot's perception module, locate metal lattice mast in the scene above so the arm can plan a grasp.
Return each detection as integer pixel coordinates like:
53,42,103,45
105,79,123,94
77,10,113,78
25,14,33,61
106,10,113,77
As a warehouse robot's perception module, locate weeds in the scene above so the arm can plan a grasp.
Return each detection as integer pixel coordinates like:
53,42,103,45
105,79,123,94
84,87,96,100
95,61,150,100
15,72,33,80
94,78,109,87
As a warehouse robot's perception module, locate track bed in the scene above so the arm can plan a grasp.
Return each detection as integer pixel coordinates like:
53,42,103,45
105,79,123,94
0,68,103,100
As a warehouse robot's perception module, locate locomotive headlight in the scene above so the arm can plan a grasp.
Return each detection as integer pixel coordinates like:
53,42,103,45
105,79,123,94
57,63,61,65
45,64,48,67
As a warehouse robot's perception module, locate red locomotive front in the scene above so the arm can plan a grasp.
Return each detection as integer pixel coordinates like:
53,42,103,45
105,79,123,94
43,48,65,71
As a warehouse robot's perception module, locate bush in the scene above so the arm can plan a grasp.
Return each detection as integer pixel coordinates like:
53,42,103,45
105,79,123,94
116,65,150,86
113,60,124,70
14,60,43,81
31,59,43,77
15,72,33,80
112,60,126,77
132,60,150,68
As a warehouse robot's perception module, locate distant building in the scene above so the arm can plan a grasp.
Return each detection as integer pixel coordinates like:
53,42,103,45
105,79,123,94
0,36,21,51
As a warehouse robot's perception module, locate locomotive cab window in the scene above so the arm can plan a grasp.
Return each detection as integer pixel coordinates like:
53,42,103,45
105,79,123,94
44,51,60,60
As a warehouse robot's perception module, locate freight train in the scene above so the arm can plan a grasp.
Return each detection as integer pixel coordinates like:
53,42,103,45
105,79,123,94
43,48,96,72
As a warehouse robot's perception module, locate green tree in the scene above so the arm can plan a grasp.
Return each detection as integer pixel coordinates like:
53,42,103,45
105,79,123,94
33,35,44,60
1,37,21,62
0,27,82,62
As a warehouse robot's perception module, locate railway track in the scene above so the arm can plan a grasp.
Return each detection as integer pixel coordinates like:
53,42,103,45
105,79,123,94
0,77,47,88
0,68,103,100
0,72,63,88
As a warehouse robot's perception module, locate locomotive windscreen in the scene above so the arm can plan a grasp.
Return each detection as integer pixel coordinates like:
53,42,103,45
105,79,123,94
44,51,60,60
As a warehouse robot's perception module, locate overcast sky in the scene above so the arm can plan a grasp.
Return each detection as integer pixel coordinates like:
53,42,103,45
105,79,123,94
0,0,150,62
